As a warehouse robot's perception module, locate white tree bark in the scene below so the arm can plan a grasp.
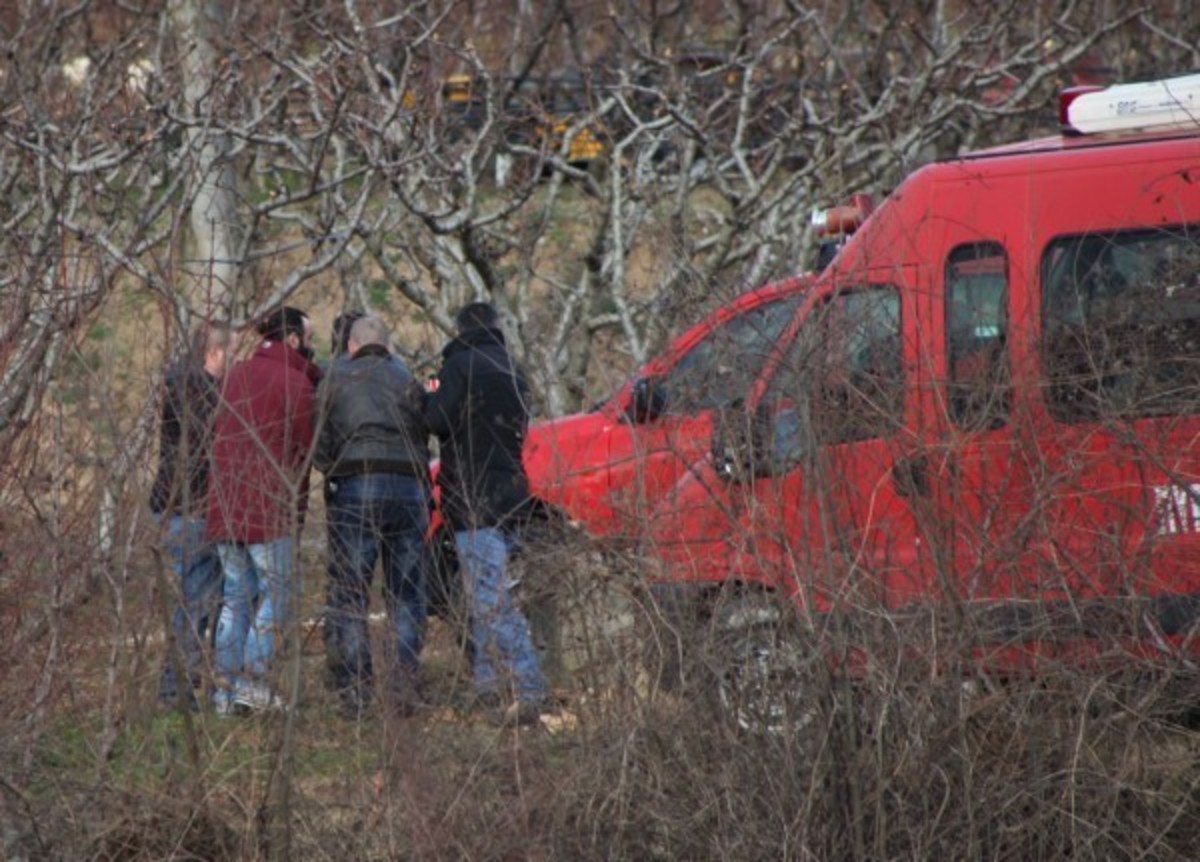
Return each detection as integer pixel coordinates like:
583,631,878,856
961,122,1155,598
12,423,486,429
167,0,244,320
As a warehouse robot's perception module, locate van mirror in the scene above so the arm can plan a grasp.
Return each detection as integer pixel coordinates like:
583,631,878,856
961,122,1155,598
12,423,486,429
627,376,667,423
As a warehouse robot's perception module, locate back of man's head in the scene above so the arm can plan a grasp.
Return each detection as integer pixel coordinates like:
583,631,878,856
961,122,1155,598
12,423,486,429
255,305,308,342
349,315,391,352
190,320,232,359
454,301,499,335
331,310,365,356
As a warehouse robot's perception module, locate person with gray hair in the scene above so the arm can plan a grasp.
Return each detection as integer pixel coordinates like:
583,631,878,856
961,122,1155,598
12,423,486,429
348,315,392,351
314,315,432,718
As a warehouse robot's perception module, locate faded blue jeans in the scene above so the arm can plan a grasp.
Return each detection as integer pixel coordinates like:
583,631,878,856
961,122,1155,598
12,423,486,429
213,537,295,702
324,473,428,708
455,527,548,704
157,513,222,703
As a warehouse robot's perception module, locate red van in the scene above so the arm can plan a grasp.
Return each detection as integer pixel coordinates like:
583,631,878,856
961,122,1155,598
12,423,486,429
645,73,1200,674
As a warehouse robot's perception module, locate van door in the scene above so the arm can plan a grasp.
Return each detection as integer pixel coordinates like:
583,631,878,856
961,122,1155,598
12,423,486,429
744,277,926,614
918,240,1040,617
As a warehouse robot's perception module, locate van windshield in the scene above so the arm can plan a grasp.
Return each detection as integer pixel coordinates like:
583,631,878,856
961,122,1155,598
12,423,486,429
661,294,803,413
1042,226,1200,422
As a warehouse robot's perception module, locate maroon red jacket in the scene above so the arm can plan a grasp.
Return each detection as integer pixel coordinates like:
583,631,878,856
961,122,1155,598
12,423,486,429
206,340,320,544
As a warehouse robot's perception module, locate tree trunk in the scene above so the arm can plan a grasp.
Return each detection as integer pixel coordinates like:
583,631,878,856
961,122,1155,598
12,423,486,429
167,0,244,319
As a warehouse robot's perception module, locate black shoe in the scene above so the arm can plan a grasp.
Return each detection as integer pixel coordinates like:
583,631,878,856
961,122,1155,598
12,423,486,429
158,689,200,713
338,689,372,720
384,670,429,719
383,687,430,719
513,700,546,727
484,697,553,728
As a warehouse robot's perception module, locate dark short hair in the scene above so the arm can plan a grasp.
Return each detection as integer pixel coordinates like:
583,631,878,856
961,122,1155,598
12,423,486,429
454,301,499,334
331,310,365,356
255,305,308,342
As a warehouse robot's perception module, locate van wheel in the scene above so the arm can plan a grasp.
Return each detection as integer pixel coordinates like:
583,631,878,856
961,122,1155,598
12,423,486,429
710,594,815,734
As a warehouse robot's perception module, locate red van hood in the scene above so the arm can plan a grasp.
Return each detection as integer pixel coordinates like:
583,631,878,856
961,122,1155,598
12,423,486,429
522,408,622,531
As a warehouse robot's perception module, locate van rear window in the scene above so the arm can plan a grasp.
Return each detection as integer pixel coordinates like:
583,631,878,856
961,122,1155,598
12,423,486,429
1041,226,1200,422
946,243,1010,430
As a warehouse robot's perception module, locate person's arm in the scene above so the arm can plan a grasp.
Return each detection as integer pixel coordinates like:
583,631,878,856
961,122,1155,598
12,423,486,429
291,375,317,525
149,369,184,511
294,375,317,466
159,370,184,455
312,374,336,474
423,359,465,438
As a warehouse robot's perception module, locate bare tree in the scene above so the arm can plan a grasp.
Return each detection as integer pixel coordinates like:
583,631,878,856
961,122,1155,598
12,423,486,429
2,1,1199,857
166,0,245,318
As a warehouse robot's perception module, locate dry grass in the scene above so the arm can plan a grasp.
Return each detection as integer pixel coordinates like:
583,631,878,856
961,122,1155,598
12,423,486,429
3,516,1198,860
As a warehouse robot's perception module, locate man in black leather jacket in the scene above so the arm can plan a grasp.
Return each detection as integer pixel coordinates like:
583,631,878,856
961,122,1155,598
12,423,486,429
425,302,549,724
315,315,431,717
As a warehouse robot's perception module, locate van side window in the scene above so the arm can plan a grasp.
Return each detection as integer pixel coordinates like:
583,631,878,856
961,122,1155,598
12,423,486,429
946,243,1010,429
661,295,802,414
1042,227,1200,421
766,286,903,444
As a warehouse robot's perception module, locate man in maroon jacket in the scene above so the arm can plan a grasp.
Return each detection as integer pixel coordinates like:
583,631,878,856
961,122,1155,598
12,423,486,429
208,306,320,713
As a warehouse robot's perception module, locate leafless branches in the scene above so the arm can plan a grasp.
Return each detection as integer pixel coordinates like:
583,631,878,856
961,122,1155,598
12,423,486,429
1,1,1199,858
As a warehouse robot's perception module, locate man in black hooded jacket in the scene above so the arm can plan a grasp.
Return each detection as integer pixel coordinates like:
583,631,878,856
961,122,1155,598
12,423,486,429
424,302,549,723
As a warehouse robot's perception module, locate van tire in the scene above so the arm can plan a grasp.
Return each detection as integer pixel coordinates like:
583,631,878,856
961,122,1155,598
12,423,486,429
707,593,816,734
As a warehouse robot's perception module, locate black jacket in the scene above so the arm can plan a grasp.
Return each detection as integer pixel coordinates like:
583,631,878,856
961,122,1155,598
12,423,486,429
315,344,431,481
424,326,531,530
149,360,220,516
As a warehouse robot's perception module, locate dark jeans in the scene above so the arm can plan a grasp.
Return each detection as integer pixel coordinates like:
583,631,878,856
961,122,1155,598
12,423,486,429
157,513,222,703
324,473,429,707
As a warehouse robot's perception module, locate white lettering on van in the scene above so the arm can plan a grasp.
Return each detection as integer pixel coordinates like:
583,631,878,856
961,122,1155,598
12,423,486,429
1153,484,1200,535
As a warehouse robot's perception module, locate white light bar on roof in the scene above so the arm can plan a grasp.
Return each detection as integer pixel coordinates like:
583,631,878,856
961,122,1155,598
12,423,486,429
1060,72,1200,136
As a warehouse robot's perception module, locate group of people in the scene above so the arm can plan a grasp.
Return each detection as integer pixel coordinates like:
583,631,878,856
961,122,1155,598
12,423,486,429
151,301,551,724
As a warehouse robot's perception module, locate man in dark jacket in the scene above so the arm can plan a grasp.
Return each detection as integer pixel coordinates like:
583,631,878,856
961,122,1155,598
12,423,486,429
424,302,549,723
315,315,432,718
208,306,320,713
152,321,231,710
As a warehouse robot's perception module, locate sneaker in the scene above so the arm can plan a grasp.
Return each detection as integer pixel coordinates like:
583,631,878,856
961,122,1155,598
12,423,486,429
233,680,284,713
212,689,236,717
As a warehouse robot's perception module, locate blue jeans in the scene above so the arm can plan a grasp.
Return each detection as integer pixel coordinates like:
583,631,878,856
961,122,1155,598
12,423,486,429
157,514,222,702
455,527,548,703
325,474,428,705
213,537,295,699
